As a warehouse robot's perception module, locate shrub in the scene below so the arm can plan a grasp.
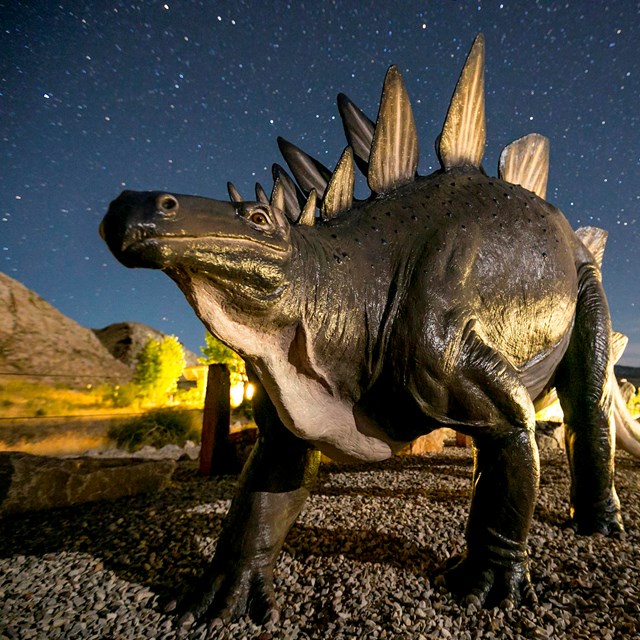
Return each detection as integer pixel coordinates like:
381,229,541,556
628,388,640,419
103,383,139,408
108,409,200,451
199,332,247,388
134,335,186,405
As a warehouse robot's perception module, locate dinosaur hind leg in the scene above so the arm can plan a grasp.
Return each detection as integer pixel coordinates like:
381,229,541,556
555,264,623,535
436,322,540,607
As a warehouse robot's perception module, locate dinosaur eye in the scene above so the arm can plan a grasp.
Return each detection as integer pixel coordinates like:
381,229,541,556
249,210,269,226
157,194,179,214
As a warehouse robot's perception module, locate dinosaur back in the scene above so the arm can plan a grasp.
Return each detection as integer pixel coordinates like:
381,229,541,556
388,170,579,375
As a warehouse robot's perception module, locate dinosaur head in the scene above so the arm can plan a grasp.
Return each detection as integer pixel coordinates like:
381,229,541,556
101,190,293,299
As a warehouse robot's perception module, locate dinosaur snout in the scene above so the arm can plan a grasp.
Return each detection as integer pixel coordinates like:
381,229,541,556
101,191,164,269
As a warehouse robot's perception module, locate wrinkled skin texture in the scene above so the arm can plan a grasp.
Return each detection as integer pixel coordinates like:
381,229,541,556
101,170,623,626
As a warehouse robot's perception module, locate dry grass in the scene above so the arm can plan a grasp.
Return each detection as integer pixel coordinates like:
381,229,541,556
0,379,110,418
0,433,108,456
0,377,207,457
0,415,125,457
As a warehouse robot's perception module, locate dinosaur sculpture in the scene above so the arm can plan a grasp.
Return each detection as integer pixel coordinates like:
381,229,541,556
101,35,640,627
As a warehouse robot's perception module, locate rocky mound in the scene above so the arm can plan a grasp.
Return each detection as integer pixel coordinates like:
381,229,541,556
0,272,131,386
92,321,198,369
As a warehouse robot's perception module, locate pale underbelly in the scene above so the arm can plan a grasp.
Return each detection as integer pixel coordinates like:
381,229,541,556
258,357,406,464
187,284,404,462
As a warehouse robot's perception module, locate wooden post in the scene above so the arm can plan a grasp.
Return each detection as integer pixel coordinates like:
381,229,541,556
456,431,473,447
200,364,232,476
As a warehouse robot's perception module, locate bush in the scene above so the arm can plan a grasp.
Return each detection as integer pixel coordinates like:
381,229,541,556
199,332,247,388
628,388,640,419
108,409,200,452
103,383,139,408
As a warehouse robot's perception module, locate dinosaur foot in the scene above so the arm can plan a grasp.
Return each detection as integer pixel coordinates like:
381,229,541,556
566,499,624,537
172,566,279,633
565,514,624,537
437,553,537,609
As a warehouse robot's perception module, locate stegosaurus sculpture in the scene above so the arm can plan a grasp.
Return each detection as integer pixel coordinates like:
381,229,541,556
101,34,640,628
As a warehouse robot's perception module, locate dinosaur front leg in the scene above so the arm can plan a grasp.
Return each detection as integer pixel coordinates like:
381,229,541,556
443,428,539,607
179,377,320,629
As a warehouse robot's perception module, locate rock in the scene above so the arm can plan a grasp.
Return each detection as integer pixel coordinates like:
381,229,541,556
401,430,449,455
93,321,199,368
0,453,175,514
0,273,132,386
537,434,562,450
454,430,472,447
536,421,565,450
81,441,201,461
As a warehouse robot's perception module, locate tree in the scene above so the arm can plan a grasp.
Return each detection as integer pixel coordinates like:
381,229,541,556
199,333,247,388
628,387,640,419
134,335,186,405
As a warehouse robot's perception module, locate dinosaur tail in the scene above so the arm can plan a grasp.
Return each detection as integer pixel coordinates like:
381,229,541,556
611,376,640,458
572,226,640,459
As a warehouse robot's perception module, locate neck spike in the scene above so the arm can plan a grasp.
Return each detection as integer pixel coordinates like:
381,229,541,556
270,176,286,214
337,93,375,177
299,189,317,226
277,137,331,199
227,182,243,203
272,163,305,220
322,147,355,220
255,182,269,205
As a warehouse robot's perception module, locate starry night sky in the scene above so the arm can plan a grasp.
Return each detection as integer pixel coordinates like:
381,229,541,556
2,1,639,364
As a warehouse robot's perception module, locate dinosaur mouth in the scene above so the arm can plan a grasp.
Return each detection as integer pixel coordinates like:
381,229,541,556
126,233,288,256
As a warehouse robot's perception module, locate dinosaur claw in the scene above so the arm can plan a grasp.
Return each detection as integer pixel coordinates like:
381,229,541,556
565,503,625,537
441,552,535,609
171,563,279,630
523,583,539,607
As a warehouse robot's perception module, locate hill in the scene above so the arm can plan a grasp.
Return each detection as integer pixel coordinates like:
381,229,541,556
0,273,199,388
92,322,199,369
0,272,133,387
615,365,640,388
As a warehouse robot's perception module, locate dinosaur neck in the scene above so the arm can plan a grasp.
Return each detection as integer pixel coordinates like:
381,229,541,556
166,263,295,359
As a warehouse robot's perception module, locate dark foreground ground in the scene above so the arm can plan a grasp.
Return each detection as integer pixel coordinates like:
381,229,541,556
1,448,639,639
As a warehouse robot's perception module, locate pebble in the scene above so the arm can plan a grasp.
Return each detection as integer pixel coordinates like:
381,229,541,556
0,448,638,639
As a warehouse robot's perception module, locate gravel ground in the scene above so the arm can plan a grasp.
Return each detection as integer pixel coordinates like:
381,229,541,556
1,447,639,639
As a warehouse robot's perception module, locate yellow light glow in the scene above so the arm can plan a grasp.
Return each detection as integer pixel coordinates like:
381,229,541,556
245,383,255,401
230,383,245,408
535,400,564,423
